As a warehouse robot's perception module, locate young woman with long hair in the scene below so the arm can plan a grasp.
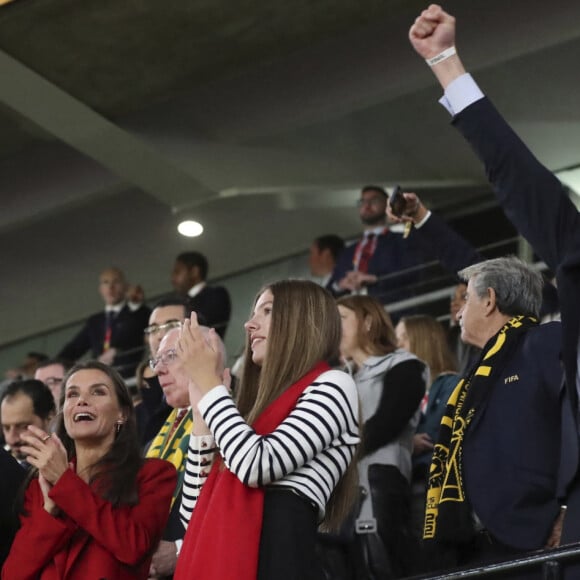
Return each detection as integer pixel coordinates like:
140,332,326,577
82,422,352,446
395,315,459,478
337,295,427,579
174,279,360,580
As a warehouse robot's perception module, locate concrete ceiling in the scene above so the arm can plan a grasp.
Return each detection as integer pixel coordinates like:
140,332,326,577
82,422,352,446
1,0,580,347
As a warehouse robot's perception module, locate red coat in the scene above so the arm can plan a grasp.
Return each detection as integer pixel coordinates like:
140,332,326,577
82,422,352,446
2,458,176,580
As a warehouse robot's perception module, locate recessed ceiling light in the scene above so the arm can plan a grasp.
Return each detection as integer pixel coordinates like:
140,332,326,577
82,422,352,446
177,220,204,237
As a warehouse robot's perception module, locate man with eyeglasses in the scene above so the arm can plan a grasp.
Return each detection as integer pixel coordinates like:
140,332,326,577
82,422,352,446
139,298,192,447
328,185,426,316
33,358,71,411
145,326,227,579
145,298,191,357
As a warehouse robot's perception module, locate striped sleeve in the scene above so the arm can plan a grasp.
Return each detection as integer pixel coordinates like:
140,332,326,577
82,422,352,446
179,434,217,529
197,370,359,488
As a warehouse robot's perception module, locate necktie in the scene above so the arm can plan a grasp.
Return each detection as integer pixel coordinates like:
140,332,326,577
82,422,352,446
167,408,188,441
103,311,114,351
356,233,376,273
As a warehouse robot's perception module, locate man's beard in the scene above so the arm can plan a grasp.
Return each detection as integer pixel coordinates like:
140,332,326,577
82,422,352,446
11,445,26,461
361,214,384,226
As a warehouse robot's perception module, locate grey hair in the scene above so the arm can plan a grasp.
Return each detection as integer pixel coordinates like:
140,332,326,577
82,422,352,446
162,326,228,371
458,256,542,319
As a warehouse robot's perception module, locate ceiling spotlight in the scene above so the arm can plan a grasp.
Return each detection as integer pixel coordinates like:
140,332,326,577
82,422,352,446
177,220,204,237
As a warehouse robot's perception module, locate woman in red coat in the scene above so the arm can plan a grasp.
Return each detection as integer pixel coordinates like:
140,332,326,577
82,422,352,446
2,361,176,580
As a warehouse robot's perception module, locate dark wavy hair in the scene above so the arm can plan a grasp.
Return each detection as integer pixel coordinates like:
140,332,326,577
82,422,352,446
57,360,143,506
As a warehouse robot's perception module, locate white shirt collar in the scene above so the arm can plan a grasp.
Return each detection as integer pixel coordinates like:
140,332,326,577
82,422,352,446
364,225,388,237
188,281,207,298
105,302,125,314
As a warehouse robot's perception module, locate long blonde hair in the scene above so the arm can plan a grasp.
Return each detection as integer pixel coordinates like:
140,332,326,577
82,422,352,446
236,279,357,529
399,315,457,379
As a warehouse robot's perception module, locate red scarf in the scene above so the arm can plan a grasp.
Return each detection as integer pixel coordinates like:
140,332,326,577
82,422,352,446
174,361,330,580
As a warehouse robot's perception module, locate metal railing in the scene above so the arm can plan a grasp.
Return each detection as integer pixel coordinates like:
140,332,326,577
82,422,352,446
406,542,580,580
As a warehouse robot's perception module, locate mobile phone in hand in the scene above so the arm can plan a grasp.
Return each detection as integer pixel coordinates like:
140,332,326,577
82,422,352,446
389,185,406,217
389,185,412,238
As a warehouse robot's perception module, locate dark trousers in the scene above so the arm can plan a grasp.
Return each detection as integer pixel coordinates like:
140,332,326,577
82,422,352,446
343,465,418,580
369,465,417,578
258,488,322,580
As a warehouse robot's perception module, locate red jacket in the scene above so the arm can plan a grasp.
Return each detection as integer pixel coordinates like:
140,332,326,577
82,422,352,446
2,458,176,580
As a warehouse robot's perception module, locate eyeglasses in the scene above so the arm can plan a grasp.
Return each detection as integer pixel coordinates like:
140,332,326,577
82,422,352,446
144,320,183,336
356,197,385,208
44,377,63,387
148,349,179,370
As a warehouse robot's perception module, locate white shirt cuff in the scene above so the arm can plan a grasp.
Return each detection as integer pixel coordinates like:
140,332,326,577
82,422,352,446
414,210,432,230
438,73,484,116
175,539,183,556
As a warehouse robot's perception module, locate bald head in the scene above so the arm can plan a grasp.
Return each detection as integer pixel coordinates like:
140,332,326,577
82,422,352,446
99,267,128,306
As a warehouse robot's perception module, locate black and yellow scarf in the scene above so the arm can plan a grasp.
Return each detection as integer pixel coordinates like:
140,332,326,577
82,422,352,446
423,315,538,543
146,407,193,507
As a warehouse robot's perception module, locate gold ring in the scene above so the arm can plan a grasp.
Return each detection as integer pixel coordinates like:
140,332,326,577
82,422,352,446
42,434,51,442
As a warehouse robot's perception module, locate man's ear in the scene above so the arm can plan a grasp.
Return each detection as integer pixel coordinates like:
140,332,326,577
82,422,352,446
190,265,201,283
484,287,497,316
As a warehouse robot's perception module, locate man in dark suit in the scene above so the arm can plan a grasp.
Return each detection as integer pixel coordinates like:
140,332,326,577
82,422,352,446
58,267,150,377
0,448,26,566
34,358,72,411
1,379,56,466
328,185,426,314
171,252,231,338
308,234,345,289
417,256,567,573
409,4,580,571
387,192,558,372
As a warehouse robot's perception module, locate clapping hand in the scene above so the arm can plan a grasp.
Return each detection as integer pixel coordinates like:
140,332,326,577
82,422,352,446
20,426,70,515
177,312,223,396
338,270,378,291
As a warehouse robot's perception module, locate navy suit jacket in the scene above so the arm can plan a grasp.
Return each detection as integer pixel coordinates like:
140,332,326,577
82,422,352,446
462,322,564,549
162,488,186,543
409,211,481,276
0,448,26,566
411,208,559,318
58,303,150,377
188,285,231,338
328,230,426,311
452,96,580,546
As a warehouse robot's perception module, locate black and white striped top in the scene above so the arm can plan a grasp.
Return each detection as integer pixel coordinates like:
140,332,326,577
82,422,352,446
180,369,360,528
